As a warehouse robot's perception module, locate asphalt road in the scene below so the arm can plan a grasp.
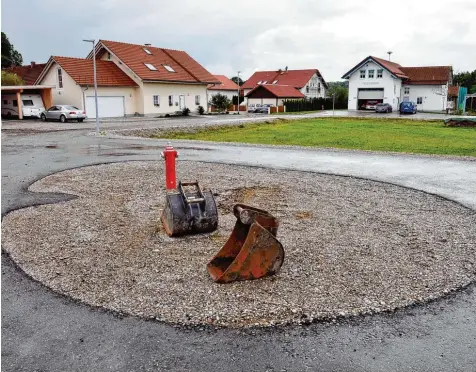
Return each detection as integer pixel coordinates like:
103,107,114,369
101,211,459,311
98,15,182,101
2,118,476,371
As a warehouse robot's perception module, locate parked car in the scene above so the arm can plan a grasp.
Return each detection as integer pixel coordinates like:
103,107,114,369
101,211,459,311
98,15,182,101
375,103,393,113
361,100,380,110
41,105,87,123
1,94,45,118
399,101,417,114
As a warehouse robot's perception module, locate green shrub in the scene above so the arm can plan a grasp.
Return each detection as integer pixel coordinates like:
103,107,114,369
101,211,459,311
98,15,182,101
182,107,191,116
197,105,205,115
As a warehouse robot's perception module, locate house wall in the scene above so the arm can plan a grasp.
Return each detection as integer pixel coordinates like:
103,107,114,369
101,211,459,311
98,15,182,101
41,62,83,108
207,89,236,100
400,84,448,111
347,61,401,111
247,97,284,106
300,73,327,98
82,86,139,116
142,82,208,115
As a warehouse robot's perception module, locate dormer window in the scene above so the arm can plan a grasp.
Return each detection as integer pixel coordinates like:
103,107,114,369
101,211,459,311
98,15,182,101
144,63,158,71
262,80,268,84
257,81,262,84
144,48,152,55
272,80,278,84
163,65,175,72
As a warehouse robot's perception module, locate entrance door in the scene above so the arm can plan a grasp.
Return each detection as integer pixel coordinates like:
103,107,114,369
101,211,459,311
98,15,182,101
179,95,185,110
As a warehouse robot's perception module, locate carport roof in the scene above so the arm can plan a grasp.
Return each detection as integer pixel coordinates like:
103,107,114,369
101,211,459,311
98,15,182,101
245,84,305,98
37,57,138,87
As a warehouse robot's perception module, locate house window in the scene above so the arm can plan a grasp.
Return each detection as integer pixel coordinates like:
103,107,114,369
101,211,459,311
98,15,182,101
144,63,158,71
262,81,267,84
143,48,152,55
318,83,321,93
257,81,262,84
195,95,200,105
377,69,383,78
57,68,63,89
3,100,7,105
13,100,18,107
168,95,173,106
417,97,423,104
306,86,309,93
107,52,111,60
163,65,175,72
368,69,374,78
404,87,410,94
153,95,160,106
272,80,278,84
360,69,366,79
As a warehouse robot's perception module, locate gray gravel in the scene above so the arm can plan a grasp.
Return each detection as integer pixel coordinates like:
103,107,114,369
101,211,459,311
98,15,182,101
2,161,476,328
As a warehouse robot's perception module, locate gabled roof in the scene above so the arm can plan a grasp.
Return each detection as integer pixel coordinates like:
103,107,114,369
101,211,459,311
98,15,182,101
342,56,452,85
37,56,137,87
4,63,47,85
207,75,240,91
341,56,408,79
242,69,328,90
245,84,305,98
400,66,452,85
94,40,220,84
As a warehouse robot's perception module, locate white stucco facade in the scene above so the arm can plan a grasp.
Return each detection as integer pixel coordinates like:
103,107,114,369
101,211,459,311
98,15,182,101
299,73,327,98
41,62,83,108
346,59,449,112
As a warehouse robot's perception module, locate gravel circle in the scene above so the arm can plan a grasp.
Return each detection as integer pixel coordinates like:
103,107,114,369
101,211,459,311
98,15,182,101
2,161,476,328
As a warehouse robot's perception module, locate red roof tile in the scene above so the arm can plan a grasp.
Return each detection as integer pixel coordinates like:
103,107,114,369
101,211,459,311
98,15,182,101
371,56,408,78
52,56,137,87
448,86,459,97
207,75,240,90
246,84,305,98
242,69,326,90
98,40,219,84
400,66,451,85
4,63,47,85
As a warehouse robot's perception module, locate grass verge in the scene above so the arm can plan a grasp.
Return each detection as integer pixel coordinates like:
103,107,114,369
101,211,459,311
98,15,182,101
150,117,476,156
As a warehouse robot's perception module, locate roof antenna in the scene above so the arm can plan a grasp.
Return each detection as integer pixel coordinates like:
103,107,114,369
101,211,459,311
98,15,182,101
387,51,393,61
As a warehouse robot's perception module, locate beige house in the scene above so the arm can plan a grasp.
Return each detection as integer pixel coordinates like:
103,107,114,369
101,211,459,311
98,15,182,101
36,40,219,117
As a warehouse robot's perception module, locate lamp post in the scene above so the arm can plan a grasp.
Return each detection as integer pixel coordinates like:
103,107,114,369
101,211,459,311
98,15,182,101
237,70,241,114
83,39,99,134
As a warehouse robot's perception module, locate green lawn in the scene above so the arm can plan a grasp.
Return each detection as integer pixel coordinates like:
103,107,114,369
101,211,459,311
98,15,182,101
154,118,476,156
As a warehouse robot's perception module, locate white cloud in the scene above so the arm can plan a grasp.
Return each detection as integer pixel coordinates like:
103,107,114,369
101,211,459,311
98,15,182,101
2,0,475,81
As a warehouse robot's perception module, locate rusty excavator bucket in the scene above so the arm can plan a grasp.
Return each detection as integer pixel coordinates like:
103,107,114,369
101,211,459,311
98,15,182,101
161,181,218,237
207,204,285,283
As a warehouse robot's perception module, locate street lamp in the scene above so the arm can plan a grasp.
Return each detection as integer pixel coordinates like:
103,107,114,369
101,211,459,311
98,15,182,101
83,39,99,134
237,70,241,115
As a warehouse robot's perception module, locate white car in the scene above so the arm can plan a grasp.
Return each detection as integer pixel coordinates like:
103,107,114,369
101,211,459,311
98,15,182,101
1,94,45,118
41,105,87,123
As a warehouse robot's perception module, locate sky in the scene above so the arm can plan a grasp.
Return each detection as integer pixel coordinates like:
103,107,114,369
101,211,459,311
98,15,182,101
2,0,475,81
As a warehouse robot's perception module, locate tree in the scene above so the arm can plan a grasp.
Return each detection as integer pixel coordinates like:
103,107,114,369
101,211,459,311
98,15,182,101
230,76,244,86
453,70,476,94
327,82,348,101
1,32,23,68
209,93,231,112
1,70,24,86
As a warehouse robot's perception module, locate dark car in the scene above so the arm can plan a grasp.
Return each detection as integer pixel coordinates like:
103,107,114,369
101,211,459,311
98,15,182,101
375,103,392,113
399,101,417,114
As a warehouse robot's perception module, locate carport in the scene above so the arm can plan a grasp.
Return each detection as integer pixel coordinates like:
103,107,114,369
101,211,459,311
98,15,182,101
357,88,383,109
1,85,54,119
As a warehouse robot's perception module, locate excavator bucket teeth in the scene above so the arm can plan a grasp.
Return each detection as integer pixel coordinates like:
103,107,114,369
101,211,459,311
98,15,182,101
161,181,218,237
207,204,285,283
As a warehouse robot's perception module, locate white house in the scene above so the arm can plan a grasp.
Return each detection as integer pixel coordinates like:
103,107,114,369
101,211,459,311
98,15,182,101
207,75,240,101
36,40,220,117
342,56,453,112
242,69,328,103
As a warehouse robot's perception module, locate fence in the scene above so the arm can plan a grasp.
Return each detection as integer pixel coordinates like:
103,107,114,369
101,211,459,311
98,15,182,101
270,106,285,113
283,97,347,112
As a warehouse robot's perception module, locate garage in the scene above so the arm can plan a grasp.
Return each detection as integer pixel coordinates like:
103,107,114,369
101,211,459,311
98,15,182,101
85,96,125,118
357,88,384,110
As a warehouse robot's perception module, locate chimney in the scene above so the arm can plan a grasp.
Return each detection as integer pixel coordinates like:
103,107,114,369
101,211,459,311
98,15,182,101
31,61,36,68
144,43,152,47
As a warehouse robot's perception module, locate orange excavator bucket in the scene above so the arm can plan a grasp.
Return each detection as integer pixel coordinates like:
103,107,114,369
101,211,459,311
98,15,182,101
207,204,285,283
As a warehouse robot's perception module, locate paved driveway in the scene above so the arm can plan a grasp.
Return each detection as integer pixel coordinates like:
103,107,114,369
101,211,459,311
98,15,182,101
2,127,475,371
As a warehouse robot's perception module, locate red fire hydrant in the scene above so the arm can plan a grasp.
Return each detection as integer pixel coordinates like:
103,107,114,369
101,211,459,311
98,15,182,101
161,145,179,190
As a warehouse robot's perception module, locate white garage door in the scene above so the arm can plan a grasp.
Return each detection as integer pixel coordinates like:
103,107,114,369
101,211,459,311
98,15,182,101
358,89,384,100
86,96,125,118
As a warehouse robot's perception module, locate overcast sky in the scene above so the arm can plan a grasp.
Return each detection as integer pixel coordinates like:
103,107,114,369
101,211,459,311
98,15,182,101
2,0,475,81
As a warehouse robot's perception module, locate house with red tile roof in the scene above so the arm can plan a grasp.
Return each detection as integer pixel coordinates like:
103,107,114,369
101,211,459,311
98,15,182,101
207,75,240,100
245,84,305,109
4,62,47,85
36,40,219,117
342,56,453,112
242,68,328,100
